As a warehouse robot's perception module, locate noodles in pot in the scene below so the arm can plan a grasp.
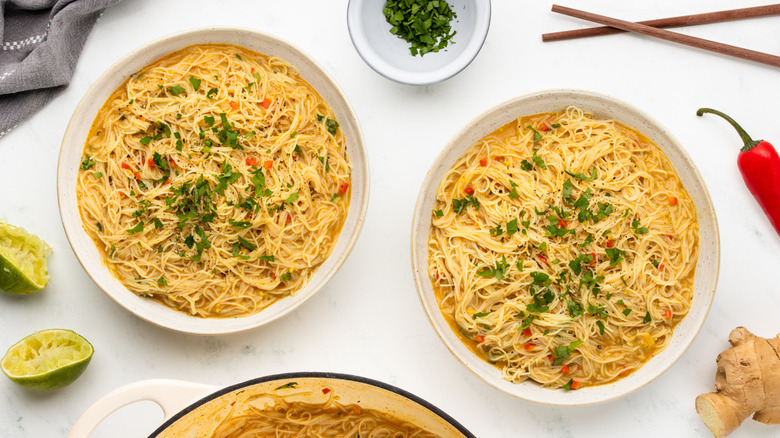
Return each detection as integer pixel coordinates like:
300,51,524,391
428,107,699,389
76,44,350,318
208,391,442,438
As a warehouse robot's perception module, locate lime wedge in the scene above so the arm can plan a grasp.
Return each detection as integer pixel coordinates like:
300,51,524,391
1,329,93,391
0,222,51,294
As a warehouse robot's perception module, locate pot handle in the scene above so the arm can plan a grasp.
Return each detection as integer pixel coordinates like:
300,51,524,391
67,379,219,438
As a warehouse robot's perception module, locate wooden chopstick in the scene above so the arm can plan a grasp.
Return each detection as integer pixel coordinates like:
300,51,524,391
550,5,780,68
544,4,780,42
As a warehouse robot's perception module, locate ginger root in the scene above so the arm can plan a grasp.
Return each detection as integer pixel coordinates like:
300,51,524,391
696,327,780,437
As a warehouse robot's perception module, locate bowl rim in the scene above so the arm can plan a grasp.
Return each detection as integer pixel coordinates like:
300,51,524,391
56,27,370,335
346,0,492,85
150,372,476,437
410,88,720,405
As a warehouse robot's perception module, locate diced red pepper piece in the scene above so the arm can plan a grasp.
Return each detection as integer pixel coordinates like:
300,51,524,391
264,160,273,169
464,186,475,195
260,98,271,109
245,157,257,166
338,182,349,195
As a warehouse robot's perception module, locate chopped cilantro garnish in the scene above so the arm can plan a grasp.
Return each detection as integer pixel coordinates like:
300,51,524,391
434,209,444,217
189,76,201,91
168,85,185,95
452,196,480,214
596,320,605,335
258,255,275,262
80,156,96,170
126,221,144,234
237,236,256,251
476,256,509,281
206,88,218,99
157,277,168,286
229,219,252,229
527,125,543,143
383,0,457,56
643,311,652,323
605,247,624,266
506,218,518,236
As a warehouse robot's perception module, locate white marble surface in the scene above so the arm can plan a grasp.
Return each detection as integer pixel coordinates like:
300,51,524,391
1,0,780,437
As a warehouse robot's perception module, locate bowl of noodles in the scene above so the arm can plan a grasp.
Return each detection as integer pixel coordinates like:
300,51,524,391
411,89,719,405
68,372,476,437
57,28,369,334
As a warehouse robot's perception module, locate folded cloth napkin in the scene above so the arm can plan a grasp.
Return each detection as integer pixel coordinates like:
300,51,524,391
0,0,122,139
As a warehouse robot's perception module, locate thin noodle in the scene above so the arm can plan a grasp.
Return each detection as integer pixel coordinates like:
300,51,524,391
210,391,442,438
76,44,350,318
428,107,699,389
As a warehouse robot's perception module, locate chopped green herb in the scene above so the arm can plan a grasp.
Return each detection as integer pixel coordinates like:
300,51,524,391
237,236,256,251
258,255,275,262
274,382,298,390
80,157,96,170
434,209,444,217
229,219,252,229
643,311,652,324
527,125,543,143
605,247,624,266
476,256,509,281
596,320,605,335
206,88,218,99
383,0,457,56
168,85,185,95
126,221,144,234
157,277,168,286
96,222,103,232
452,196,480,214
189,76,201,91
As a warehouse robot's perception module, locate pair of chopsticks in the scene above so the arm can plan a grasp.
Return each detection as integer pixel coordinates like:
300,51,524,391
543,4,780,68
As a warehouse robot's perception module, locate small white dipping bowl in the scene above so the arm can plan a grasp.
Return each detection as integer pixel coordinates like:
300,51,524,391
57,28,369,335
347,0,491,85
411,89,720,405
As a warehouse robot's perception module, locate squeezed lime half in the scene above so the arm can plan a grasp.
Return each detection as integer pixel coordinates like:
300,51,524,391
1,329,93,391
0,222,51,294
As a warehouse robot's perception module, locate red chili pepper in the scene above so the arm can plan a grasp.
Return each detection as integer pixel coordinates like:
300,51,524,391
538,254,548,265
664,309,672,319
464,186,475,195
698,108,780,236
260,98,271,109
322,388,331,394
561,364,571,374
475,335,485,343
264,160,273,169
121,162,132,170
556,219,567,228
668,196,678,206
606,239,615,248
522,328,532,337
147,158,155,168
229,100,238,110
338,182,349,195
245,157,257,166
570,380,582,390
523,342,534,351
479,158,488,167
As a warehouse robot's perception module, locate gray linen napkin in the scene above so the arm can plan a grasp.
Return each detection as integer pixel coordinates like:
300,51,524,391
0,0,122,139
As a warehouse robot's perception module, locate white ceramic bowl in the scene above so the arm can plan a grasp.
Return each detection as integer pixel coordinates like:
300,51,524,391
57,28,369,335
411,89,720,405
347,0,491,85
